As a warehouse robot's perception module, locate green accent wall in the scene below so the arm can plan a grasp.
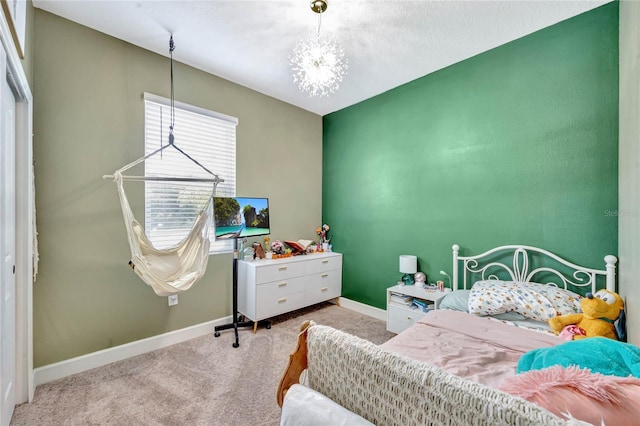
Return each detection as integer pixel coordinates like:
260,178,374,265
323,3,619,309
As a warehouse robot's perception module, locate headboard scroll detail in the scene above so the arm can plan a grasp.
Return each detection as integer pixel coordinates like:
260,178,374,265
452,244,617,295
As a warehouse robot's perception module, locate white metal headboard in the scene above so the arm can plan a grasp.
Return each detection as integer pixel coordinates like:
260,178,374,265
452,244,617,295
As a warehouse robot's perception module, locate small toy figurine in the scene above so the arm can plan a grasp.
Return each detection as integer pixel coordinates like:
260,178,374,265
252,242,265,259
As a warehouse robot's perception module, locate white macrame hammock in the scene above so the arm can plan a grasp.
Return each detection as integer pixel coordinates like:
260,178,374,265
113,170,213,296
105,35,223,296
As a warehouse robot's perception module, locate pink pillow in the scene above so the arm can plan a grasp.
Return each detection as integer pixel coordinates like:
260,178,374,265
499,366,640,425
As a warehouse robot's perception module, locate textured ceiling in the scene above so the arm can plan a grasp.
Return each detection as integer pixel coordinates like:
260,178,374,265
33,0,611,116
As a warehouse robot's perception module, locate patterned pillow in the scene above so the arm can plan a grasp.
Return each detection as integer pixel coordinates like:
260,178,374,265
439,290,526,320
468,280,582,322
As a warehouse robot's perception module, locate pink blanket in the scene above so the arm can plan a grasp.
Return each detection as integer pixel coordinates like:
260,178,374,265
381,310,640,424
381,310,562,387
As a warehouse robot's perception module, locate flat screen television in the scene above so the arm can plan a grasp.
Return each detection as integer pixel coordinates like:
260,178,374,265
213,196,270,239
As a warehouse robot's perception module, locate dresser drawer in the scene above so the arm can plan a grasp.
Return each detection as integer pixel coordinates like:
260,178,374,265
306,270,341,304
387,303,426,334
305,255,342,275
256,276,306,299
255,290,306,319
255,262,306,284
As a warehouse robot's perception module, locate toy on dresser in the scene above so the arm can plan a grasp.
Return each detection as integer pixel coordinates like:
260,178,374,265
252,242,265,259
549,289,624,340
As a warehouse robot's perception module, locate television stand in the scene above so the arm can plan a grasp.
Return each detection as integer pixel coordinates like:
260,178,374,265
213,238,255,348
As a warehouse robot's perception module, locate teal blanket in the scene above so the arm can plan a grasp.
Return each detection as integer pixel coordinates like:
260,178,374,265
517,337,640,378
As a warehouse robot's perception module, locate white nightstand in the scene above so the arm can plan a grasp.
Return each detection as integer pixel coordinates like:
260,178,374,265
386,284,451,334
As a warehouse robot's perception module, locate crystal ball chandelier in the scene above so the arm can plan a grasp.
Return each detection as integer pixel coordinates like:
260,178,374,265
290,0,348,97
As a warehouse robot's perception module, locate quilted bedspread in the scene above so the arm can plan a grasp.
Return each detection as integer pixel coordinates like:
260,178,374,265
381,309,563,387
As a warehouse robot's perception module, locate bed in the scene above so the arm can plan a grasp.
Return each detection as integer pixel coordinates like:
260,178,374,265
277,244,640,426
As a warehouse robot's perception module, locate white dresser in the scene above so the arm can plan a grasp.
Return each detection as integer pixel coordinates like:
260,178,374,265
238,252,342,328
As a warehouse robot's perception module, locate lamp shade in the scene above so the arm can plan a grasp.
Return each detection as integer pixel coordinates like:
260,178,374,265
399,255,417,274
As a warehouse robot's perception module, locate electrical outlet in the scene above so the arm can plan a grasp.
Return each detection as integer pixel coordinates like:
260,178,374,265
168,294,178,306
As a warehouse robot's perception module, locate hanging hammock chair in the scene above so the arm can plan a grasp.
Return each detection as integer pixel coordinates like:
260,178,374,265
113,171,214,296
104,35,223,296
105,137,222,296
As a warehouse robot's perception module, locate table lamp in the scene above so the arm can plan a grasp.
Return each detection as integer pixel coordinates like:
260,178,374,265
399,255,417,285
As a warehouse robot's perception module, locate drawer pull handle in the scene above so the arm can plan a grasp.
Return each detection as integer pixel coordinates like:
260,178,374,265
278,266,287,271
407,316,412,320
278,298,287,303
322,260,329,264
321,287,328,291
278,282,287,287
321,273,329,278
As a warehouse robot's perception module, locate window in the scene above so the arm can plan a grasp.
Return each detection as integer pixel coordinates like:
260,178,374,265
143,93,238,253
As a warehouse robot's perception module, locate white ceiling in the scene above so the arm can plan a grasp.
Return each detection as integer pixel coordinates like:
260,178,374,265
33,0,611,116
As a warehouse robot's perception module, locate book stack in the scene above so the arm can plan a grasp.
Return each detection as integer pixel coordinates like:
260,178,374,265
410,298,433,313
389,292,413,306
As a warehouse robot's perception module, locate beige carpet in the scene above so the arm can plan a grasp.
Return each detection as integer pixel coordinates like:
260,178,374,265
12,302,394,425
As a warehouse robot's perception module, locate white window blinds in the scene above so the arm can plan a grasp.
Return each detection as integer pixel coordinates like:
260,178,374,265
143,93,238,253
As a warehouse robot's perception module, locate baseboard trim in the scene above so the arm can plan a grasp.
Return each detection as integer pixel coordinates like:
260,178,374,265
34,299,386,387
339,297,386,321
33,314,233,387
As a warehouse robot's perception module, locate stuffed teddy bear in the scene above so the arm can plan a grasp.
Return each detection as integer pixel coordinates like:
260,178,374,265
548,289,624,340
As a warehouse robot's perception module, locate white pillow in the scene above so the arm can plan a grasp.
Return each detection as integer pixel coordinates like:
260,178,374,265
281,384,374,426
468,280,582,322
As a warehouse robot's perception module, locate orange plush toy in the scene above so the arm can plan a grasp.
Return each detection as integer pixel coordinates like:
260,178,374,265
549,289,624,340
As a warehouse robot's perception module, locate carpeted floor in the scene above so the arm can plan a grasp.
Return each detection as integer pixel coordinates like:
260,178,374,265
12,302,394,426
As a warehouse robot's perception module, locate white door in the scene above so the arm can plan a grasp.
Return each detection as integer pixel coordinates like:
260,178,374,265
0,47,16,426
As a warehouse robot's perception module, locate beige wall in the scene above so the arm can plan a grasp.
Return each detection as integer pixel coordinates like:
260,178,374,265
32,10,322,366
619,0,639,346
